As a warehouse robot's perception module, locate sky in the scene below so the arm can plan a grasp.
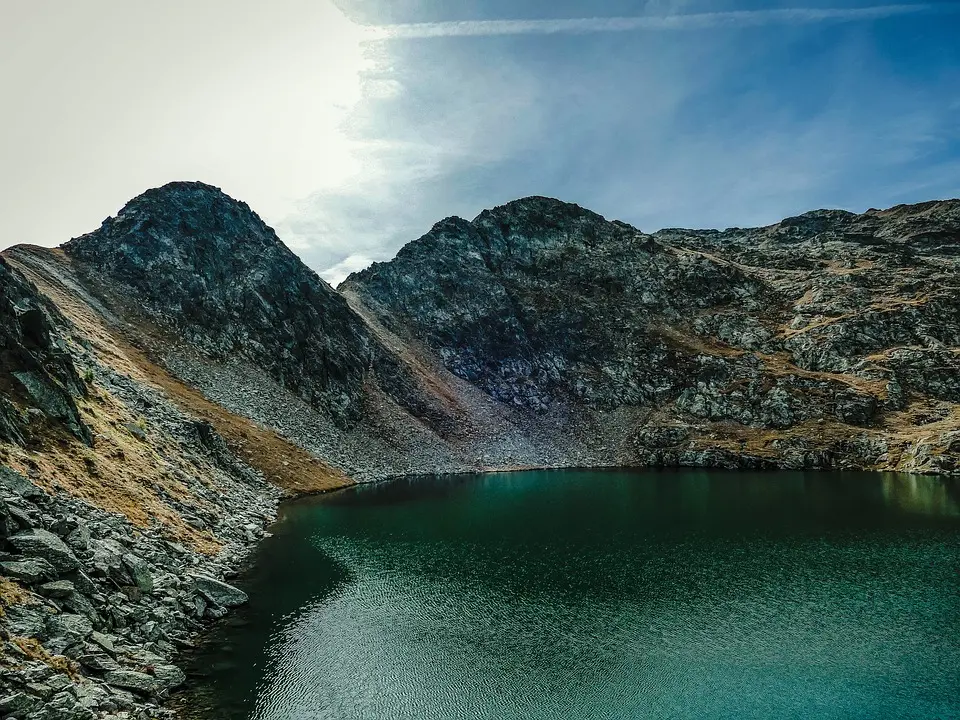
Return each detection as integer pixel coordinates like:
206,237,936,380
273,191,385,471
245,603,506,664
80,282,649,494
2,1,959,285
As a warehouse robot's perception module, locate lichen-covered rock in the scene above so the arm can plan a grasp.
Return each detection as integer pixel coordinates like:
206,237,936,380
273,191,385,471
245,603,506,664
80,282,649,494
121,554,154,594
0,557,57,583
38,580,76,598
44,612,93,646
102,670,158,696
0,466,43,500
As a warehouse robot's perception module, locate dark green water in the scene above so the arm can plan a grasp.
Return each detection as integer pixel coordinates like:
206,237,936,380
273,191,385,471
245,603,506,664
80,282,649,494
183,469,960,720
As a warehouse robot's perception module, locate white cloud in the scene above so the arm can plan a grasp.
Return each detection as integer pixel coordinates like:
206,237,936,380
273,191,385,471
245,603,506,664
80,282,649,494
368,4,956,39
319,254,375,286
0,0,373,249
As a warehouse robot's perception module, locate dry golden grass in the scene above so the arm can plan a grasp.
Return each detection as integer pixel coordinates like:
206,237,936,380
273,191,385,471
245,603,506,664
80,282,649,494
755,351,889,397
9,637,81,680
0,577,35,616
652,323,747,359
2,386,223,553
822,259,876,275
2,245,352,554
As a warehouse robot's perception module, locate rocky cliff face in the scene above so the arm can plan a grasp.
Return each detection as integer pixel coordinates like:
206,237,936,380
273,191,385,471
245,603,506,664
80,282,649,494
0,258,90,446
344,196,960,474
343,197,774,410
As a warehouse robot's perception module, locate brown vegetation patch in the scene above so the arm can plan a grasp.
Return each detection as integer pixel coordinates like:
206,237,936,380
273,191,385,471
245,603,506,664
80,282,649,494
756,351,889,397
1,386,223,553
5,246,351,497
652,324,746,359
0,578,35,616
9,636,81,680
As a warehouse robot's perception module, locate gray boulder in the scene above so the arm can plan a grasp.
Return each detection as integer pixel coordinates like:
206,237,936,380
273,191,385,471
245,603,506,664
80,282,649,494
0,557,56,583
152,663,187,689
89,630,117,655
64,524,91,553
30,690,96,720
9,528,79,572
44,613,93,646
0,465,44,499
103,670,158,695
190,573,248,607
122,553,154,593
77,652,120,672
0,691,41,715
38,579,75,598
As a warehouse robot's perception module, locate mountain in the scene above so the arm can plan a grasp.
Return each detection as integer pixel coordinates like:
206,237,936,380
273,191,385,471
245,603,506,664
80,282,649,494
18,182,960,479
63,181,375,426
1,182,958,719
344,195,960,474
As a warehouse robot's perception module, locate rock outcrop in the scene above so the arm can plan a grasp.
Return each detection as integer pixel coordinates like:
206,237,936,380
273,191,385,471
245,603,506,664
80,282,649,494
0,258,91,446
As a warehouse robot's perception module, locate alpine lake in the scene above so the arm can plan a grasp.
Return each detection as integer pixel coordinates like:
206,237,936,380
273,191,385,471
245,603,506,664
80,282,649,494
179,469,960,720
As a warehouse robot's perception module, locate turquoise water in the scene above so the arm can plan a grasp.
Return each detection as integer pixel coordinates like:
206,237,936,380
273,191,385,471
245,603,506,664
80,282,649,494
183,469,960,719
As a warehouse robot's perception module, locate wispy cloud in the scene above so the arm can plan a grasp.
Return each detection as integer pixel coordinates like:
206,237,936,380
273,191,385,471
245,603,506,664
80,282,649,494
369,4,958,39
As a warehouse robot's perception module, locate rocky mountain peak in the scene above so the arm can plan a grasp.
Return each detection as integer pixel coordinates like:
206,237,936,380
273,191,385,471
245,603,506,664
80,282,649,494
63,182,375,425
778,208,859,235
344,194,768,411
66,181,291,285
473,195,602,224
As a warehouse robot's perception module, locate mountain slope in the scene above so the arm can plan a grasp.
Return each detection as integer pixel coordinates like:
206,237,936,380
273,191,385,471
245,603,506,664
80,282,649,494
1,183,959,720
63,182,375,425
344,196,960,474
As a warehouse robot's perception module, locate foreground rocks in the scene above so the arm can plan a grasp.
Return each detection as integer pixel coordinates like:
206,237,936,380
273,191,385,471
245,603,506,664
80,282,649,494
0,465,274,720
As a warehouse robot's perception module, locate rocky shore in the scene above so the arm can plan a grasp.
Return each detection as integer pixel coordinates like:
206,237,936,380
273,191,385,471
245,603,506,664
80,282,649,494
0,251,302,720
1,464,277,720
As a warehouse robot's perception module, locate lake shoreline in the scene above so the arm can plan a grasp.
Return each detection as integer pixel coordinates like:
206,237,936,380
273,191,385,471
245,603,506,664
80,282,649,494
173,468,960,720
